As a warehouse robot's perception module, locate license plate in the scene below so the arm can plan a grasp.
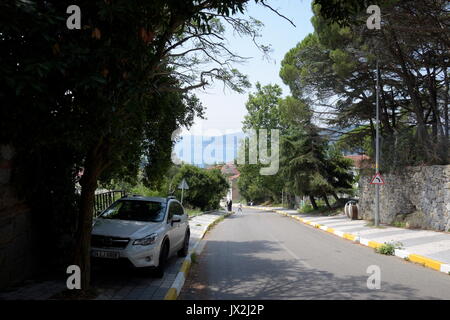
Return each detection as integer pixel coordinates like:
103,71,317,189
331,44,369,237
91,250,120,259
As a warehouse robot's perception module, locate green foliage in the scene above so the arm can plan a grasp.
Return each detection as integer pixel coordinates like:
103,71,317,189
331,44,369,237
0,0,275,284
185,208,203,217
280,0,450,170
237,83,285,204
279,97,354,206
242,82,284,131
172,165,229,211
391,221,407,228
376,242,403,256
237,83,355,208
190,252,198,264
298,203,314,214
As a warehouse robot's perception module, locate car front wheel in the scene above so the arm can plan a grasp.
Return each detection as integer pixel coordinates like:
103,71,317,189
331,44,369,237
154,240,169,278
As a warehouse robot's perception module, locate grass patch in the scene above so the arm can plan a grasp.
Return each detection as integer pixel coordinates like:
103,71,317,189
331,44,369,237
205,213,233,233
391,221,407,228
297,204,339,216
375,241,403,255
298,203,314,213
190,252,198,264
365,221,386,228
207,216,225,231
186,208,203,217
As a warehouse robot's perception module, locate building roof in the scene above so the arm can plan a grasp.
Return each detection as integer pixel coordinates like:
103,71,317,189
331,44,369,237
206,162,240,176
344,154,372,169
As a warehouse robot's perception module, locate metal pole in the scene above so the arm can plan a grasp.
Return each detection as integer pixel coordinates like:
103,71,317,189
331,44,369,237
181,187,184,205
375,59,380,227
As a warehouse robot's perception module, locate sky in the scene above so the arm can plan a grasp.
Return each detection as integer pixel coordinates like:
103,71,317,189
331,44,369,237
183,0,315,136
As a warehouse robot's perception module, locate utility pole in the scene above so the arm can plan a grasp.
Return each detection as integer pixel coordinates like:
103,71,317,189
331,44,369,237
375,59,380,227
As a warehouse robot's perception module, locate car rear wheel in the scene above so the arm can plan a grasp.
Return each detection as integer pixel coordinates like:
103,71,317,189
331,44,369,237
177,230,190,257
154,241,169,278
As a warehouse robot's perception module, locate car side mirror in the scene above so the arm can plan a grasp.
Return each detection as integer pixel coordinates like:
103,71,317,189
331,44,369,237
171,216,181,225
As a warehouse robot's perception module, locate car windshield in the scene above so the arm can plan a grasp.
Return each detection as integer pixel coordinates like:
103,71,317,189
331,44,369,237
99,200,166,222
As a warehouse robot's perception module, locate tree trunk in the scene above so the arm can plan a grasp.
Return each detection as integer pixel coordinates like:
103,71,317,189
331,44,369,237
72,147,103,291
323,195,332,209
309,195,318,210
332,192,339,202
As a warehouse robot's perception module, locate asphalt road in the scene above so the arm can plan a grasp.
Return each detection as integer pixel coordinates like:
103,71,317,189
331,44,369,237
179,208,450,300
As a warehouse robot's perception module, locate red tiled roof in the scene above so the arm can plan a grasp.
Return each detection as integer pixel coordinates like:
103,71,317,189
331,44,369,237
344,155,371,169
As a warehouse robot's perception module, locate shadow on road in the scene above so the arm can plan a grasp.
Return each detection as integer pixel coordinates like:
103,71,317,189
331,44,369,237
181,239,437,300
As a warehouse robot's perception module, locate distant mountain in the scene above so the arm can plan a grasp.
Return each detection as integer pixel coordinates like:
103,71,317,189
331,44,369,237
173,132,245,168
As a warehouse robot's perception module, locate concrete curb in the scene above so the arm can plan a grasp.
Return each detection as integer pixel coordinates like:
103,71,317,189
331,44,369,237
164,211,233,300
245,205,450,276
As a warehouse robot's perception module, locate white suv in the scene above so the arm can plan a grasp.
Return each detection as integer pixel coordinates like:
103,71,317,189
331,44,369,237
91,195,190,277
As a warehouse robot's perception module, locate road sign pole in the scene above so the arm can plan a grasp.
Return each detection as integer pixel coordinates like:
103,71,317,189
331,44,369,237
375,59,380,227
178,178,189,205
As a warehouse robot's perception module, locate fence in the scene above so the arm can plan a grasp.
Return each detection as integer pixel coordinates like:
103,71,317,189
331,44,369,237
94,190,126,216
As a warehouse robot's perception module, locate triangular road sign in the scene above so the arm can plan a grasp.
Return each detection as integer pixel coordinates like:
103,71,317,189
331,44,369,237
370,173,385,185
178,178,189,190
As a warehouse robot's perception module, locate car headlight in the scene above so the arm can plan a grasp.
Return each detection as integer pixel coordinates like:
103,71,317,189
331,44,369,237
133,233,158,246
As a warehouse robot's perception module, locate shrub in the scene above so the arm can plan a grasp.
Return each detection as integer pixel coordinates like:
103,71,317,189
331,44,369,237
376,241,403,255
298,203,314,213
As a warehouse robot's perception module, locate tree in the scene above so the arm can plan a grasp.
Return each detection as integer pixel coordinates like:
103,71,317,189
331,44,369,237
279,96,354,209
0,0,286,291
280,0,450,172
242,82,284,131
237,83,285,204
172,165,229,211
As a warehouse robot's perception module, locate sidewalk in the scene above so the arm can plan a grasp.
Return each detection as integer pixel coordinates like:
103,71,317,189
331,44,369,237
245,205,450,275
0,210,229,300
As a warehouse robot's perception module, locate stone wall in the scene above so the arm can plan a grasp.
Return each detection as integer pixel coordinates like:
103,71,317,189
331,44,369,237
0,145,36,289
358,165,450,231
